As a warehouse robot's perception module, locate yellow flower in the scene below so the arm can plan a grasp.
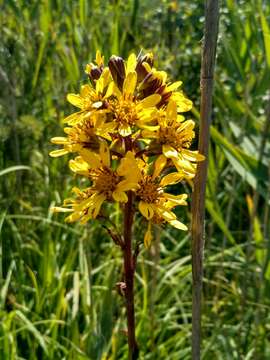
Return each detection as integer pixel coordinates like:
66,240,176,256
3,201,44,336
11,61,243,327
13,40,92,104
106,54,161,137
51,144,139,223
135,52,154,82
143,100,204,177
63,68,114,126
139,62,193,111
49,113,115,157
85,50,104,81
122,154,188,247
51,187,105,224
50,51,199,248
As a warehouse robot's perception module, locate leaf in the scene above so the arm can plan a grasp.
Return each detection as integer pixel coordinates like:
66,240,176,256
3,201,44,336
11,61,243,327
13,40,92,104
0,165,31,177
206,200,244,256
260,9,270,68
26,266,40,313
211,126,268,195
16,310,48,354
246,195,265,265
0,211,6,281
0,260,15,309
72,271,80,320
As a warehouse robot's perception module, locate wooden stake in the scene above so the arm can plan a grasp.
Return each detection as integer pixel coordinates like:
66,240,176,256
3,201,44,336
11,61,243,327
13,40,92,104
191,1,219,359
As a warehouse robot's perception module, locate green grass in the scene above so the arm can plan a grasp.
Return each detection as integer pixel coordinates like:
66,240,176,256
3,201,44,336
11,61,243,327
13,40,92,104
0,0,270,359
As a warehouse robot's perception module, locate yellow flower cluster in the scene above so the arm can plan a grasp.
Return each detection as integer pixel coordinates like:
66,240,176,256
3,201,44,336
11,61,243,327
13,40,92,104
50,51,204,247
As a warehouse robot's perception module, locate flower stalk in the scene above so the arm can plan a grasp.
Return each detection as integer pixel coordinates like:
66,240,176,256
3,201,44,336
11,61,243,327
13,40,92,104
123,191,139,359
50,50,203,356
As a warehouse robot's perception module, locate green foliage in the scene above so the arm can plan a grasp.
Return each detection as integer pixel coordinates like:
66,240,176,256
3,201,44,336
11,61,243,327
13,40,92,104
0,0,270,359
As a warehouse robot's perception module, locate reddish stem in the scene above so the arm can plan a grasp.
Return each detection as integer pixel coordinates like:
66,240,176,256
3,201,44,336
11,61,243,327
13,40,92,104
123,191,139,359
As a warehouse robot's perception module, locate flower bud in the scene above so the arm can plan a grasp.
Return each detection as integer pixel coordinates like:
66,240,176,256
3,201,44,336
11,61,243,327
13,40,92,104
135,53,154,82
108,55,126,90
85,63,103,81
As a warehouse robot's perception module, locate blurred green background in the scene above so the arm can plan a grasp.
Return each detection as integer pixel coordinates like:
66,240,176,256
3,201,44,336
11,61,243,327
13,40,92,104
1,0,270,359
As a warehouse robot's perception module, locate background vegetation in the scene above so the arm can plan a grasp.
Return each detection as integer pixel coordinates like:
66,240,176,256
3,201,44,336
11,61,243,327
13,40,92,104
1,0,270,359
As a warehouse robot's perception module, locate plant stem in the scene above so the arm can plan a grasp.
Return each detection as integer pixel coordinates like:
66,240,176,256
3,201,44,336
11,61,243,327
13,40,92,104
123,191,139,360
191,1,219,359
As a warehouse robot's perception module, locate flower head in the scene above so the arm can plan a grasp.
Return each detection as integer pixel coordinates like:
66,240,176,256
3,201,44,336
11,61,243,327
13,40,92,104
52,145,139,223
138,61,193,110
50,113,115,157
143,100,204,177
119,153,188,246
85,50,105,81
50,51,203,248
63,68,113,127
107,54,161,137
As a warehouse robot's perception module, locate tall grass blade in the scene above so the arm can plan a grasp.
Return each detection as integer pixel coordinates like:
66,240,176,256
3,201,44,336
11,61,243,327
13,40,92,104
0,166,31,177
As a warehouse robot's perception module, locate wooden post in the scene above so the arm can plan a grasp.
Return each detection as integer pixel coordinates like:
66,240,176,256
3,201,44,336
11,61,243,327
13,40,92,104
191,1,220,359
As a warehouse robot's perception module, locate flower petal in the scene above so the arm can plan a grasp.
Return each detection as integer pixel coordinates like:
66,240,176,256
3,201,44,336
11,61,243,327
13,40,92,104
156,206,176,221
163,193,188,205
112,191,128,203
119,124,132,137
166,100,177,120
139,201,154,220
50,137,69,144
50,206,73,213
166,81,182,91
117,180,138,192
65,212,82,223
141,129,158,139
172,157,196,175
100,142,110,167
95,77,104,94
104,81,114,98
67,94,84,108
153,154,167,179
126,53,137,73
160,172,184,187
80,149,101,168
91,193,106,218
136,123,160,131
140,94,161,108
169,219,188,231
69,158,89,175
80,84,93,97
177,119,195,132
137,108,157,121
144,222,152,248
49,149,69,157
162,145,179,159
64,112,84,125
182,149,205,162
96,50,104,66
117,152,141,183
123,71,137,97
171,92,193,112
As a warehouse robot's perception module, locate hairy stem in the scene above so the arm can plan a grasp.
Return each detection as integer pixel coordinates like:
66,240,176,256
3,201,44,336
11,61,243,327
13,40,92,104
191,1,219,359
123,191,139,360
